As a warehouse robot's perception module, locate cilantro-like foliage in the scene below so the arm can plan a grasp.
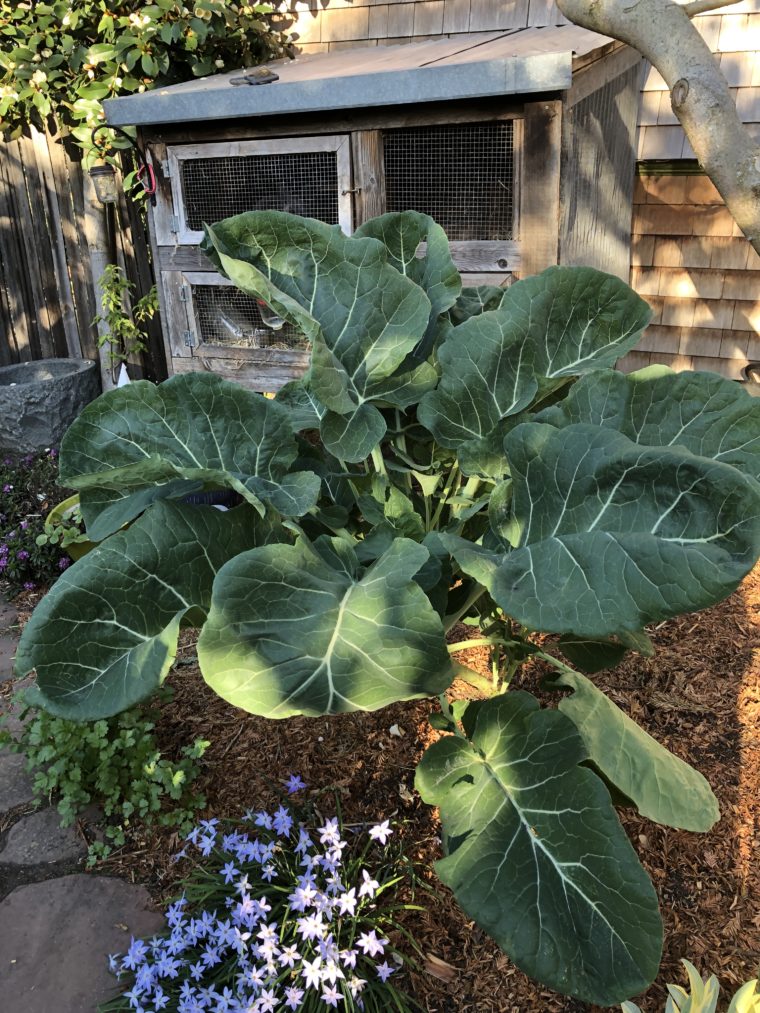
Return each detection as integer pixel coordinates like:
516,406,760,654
17,211,760,1005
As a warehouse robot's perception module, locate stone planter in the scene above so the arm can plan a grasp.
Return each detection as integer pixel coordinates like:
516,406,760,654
0,359,100,454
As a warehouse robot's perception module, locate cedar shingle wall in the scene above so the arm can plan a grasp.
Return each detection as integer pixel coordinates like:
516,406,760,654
638,1,760,156
280,0,570,52
620,174,760,379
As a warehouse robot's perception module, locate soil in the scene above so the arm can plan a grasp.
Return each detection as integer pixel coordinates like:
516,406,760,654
4,565,759,1012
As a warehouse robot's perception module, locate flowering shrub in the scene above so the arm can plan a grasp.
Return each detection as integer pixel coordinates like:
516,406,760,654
0,448,72,596
0,1,288,160
101,786,417,1012
0,688,208,865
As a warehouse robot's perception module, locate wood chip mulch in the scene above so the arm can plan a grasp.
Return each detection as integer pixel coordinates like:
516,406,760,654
4,565,759,1012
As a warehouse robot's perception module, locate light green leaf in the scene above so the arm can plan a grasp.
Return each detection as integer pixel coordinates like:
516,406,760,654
15,503,264,720
319,404,387,463
419,267,650,476
198,536,453,717
416,692,662,1005
353,210,461,343
60,373,318,537
538,366,760,483
449,423,760,637
548,667,719,831
496,266,652,377
557,635,629,673
202,213,432,418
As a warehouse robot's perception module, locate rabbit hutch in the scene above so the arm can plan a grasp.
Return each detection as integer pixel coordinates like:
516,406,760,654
104,27,643,391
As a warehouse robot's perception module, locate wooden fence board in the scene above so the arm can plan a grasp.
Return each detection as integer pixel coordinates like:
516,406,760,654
0,131,162,376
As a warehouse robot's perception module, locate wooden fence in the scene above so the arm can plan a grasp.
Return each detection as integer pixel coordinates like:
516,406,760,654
0,127,166,379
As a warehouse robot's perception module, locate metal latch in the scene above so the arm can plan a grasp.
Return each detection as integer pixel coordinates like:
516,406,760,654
183,330,195,347
179,285,189,303
161,159,171,178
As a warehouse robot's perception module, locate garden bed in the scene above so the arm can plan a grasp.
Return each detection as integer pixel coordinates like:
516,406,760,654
5,564,757,1012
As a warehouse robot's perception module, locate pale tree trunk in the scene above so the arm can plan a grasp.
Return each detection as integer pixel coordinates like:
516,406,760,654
556,0,760,255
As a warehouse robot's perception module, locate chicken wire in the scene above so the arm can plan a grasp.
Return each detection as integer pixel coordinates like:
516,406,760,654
383,121,515,241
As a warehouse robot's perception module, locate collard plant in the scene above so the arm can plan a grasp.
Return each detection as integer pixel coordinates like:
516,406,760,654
16,211,760,1007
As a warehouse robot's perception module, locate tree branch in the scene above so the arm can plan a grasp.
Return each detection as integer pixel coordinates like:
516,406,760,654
557,0,760,253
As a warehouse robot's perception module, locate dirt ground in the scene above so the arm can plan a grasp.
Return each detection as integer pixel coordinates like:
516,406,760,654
6,565,759,1012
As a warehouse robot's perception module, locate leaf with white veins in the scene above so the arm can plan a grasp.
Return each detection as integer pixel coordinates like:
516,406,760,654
198,536,453,717
15,502,266,719
416,691,662,1005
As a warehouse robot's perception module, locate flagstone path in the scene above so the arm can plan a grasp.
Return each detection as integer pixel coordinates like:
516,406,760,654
0,595,164,1012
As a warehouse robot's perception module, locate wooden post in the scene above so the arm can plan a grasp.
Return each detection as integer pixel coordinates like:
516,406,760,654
519,100,563,278
82,171,117,392
350,130,386,226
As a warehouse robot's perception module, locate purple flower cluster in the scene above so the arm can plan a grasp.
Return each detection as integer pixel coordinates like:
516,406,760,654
107,787,408,1013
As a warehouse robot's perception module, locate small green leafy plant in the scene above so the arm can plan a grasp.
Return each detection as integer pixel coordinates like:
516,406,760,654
100,790,419,1011
36,494,91,556
16,211,760,1005
622,961,760,1013
94,264,159,368
0,0,287,160
0,691,208,865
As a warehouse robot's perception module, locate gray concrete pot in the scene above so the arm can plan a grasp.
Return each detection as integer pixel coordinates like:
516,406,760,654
0,359,101,454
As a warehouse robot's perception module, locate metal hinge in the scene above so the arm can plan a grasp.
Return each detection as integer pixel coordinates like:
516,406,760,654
170,214,180,233
162,159,171,178
179,284,190,303
183,330,195,347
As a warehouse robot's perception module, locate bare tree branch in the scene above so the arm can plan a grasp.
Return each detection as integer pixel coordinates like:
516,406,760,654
681,0,742,16
557,0,760,253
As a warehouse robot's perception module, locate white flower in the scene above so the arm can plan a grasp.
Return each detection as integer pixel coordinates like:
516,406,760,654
358,869,379,899
301,956,322,990
336,887,357,916
357,930,387,957
369,820,393,845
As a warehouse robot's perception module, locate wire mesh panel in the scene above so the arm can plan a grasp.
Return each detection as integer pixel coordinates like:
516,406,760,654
192,286,308,350
181,151,340,231
383,122,515,241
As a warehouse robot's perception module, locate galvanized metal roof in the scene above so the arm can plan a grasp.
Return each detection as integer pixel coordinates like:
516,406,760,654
104,25,612,127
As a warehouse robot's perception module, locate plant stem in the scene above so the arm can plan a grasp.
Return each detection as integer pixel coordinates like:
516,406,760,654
429,460,460,530
449,663,497,696
447,637,504,653
444,582,486,632
370,446,388,479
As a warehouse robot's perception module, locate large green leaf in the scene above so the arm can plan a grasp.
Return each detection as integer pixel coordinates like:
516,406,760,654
198,536,453,717
448,423,760,637
496,266,652,376
202,212,433,458
15,502,265,720
60,372,319,539
416,692,662,1005
418,267,651,477
353,210,461,353
538,366,760,482
547,668,719,832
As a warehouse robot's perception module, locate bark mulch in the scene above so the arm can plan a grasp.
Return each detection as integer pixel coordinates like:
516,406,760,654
4,564,759,1012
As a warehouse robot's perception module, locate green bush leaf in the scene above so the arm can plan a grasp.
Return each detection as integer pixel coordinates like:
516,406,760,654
416,692,662,1005
202,212,432,457
537,365,760,483
198,536,453,717
418,266,651,476
15,502,264,719
547,667,719,832
449,423,760,637
60,372,318,538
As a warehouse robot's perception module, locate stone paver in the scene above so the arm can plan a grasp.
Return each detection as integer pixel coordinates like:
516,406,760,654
0,599,17,631
0,874,165,1013
0,807,86,865
0,753,35,813
0,634,17,684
